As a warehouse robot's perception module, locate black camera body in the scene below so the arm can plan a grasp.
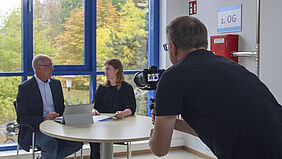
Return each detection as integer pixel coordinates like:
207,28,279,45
134,66,165,90
134,66,165,110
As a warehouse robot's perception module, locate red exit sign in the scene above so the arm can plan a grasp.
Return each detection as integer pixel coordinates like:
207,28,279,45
189,1,197,15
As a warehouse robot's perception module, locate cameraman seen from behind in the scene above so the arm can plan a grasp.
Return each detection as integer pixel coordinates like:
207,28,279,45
149,16,282,159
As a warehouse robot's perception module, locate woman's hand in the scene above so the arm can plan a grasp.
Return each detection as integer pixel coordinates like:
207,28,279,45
115,111,124,119
115,109,132,119
92,109,100,116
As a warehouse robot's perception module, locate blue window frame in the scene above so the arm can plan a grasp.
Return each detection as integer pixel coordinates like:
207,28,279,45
0,0,159,151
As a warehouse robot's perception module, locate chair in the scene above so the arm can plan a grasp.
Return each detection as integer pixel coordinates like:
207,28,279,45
14,101,81,159
73,143,85,159
14,101,40,159
125,142,132,159
4,120,18,143
115,142,132,159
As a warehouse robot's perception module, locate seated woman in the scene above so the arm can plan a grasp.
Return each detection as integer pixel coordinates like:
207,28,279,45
90,58,137,159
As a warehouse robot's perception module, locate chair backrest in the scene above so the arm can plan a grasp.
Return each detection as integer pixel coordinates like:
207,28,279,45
13,101,18,116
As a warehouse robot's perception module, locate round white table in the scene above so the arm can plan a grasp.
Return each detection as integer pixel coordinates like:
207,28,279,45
40,115,153,159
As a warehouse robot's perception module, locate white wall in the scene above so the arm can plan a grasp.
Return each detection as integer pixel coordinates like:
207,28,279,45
192,0,257,74
260,0,282,104
159,0,188,69
160,0,282,158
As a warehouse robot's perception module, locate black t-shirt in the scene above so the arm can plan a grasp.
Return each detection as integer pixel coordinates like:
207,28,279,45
94,81,136,114
156,49,282,159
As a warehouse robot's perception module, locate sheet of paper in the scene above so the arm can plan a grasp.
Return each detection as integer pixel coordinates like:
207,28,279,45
54,116,63,123
93,114,115,122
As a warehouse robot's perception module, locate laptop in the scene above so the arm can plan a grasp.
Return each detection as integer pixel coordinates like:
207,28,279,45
55,103,94,126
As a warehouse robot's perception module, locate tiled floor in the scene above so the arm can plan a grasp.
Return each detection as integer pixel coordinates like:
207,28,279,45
116,149,204,159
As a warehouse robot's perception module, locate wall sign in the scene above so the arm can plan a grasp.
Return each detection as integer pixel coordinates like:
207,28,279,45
217,4,241,33
189,1,197,15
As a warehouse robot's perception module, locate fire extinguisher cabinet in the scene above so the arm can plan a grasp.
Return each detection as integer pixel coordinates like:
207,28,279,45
210,34,239,63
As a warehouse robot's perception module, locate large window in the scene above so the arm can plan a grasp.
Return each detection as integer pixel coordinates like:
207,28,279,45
96,0,148,70
0,76,21,143
33,0,85,65
0,0,22,72
0,0,158,150
95,0,149,115
56,75,89,105
0,0,22,146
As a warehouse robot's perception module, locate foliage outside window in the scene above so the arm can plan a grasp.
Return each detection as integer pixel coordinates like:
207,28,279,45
96,0,148,71
0,0,22,144
96,0,149,115
0,1,21,72
33,0,85,65
58,75,90,105
0,77,21,143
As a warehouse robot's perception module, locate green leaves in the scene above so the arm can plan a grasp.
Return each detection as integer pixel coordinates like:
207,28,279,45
0,77,21,124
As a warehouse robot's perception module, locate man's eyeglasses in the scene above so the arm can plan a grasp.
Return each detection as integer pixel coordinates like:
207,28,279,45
39,64,54,68
163,43,169,51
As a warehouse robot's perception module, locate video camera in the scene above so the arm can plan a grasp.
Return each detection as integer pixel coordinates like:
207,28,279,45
134,66,165,90
134,66,165,110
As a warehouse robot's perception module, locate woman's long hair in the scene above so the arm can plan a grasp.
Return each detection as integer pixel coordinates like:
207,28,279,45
103,58,124,90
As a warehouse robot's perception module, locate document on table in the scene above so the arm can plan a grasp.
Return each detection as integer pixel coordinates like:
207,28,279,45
93,114,116,122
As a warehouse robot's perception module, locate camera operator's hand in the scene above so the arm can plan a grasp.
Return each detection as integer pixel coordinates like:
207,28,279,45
150,128,154,137
151,109,156,125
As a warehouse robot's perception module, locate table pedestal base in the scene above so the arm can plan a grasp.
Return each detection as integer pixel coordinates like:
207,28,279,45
101,143,113,159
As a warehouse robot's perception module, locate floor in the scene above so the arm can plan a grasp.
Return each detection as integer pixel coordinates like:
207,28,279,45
115,149,204,159
0,149,205,159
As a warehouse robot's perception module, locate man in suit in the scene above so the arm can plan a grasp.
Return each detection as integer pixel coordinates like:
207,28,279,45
16,54,82,159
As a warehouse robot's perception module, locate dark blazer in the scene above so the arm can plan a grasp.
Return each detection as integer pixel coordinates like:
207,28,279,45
16,76,65,151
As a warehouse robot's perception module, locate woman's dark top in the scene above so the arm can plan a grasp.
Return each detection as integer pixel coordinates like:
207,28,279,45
94,81,136,114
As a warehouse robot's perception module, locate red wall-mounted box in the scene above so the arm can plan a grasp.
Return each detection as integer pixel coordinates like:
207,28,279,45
210,34,239,63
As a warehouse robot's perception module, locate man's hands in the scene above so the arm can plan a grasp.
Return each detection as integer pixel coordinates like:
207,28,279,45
150,109,156,139
151,109,156,125
44,112,59,121
149,115,176,157
150,109,155,149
